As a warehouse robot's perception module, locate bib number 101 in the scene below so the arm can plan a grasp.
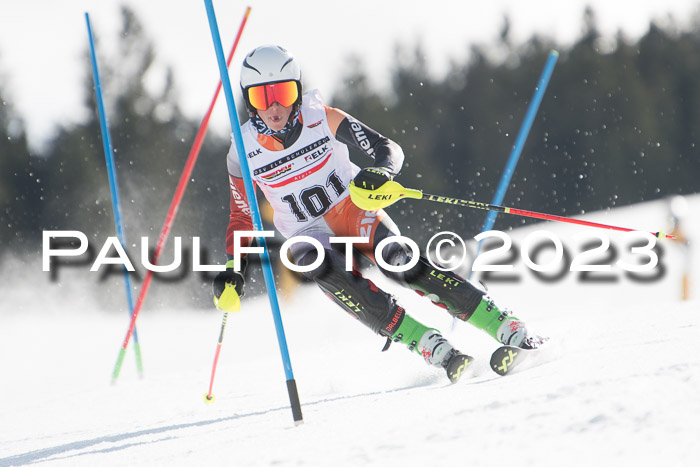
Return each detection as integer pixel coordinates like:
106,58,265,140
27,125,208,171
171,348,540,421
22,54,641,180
281,170,345,221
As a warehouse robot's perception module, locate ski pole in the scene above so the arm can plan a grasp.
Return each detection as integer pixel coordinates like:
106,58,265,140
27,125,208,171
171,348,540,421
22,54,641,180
204,284,241,404
348,181,677,240
203,311,228,404
86,13,144,376
203,0,304,426
111,6,251,382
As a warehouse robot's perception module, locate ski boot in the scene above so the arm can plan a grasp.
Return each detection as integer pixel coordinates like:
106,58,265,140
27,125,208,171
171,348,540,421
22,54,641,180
496,317,546,349
469,295,546,349
418,330,473,383
389,313,473,383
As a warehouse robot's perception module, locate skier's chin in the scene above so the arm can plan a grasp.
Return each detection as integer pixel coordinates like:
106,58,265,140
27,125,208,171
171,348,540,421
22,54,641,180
264,117,286,131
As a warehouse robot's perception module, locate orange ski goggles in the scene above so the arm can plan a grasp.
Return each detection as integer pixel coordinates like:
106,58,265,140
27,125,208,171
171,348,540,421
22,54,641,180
246,81,299,111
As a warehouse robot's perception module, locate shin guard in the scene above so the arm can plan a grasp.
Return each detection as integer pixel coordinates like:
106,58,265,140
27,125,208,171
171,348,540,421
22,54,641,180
307,249,406,337
402,257,485,320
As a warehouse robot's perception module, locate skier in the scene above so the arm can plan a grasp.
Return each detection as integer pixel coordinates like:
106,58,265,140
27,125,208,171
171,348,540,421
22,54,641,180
213,45,543,382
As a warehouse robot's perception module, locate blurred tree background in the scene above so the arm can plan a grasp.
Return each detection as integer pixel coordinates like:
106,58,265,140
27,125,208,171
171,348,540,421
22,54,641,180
1,6,699,308
333,9,700,242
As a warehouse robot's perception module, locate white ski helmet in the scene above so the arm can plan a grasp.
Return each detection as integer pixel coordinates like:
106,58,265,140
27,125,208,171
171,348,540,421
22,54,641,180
240,45,302,111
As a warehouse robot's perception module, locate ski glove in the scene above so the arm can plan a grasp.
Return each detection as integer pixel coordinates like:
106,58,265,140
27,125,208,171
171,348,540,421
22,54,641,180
352,167,393,191
212,258,246,312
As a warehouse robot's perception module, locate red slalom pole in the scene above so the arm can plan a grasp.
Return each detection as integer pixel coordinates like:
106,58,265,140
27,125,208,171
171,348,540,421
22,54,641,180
112,6,251,381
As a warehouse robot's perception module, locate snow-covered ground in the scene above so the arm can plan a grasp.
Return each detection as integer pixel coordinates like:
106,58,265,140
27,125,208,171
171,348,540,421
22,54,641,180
1,195,699,467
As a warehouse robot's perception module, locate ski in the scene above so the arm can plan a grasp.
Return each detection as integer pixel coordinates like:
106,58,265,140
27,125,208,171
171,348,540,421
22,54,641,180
489,345,530,376
446,354,475,383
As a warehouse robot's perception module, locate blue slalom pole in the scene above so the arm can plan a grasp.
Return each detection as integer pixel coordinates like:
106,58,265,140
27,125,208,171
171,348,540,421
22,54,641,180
480,50,559,235
456,51,559,330
202,0,303,425
86,13,144,376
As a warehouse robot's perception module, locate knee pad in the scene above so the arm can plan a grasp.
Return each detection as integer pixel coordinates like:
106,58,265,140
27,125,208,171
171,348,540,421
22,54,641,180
295,247,330,281
372,229,413,282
